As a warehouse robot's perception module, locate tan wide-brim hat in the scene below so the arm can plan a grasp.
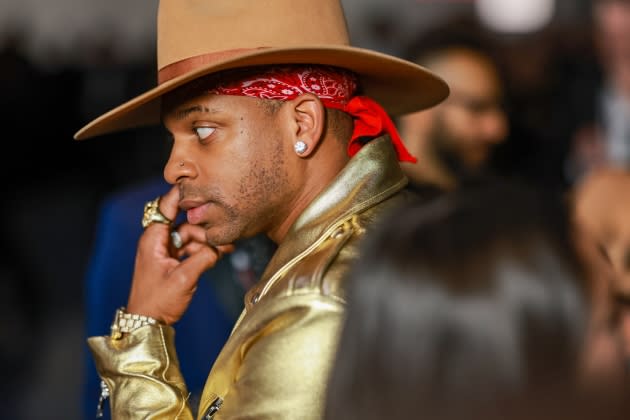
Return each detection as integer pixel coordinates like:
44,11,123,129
74,0,449,140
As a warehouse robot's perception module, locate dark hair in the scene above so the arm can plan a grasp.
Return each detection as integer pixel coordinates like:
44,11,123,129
403,14,501,68
324,180,625,420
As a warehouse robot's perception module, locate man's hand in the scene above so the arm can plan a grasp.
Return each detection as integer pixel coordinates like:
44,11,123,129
127,186,233,325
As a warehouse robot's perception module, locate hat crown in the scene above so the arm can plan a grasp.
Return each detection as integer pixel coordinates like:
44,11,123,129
74,0,448,141
157,0,351,70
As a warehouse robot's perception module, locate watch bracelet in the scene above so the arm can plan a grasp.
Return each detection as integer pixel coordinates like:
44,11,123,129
111,307,159,339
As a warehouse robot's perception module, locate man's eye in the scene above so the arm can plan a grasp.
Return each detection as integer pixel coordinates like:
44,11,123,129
194,127,215,139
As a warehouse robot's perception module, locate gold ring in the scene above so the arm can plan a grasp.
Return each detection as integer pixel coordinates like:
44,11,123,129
142,197,173,229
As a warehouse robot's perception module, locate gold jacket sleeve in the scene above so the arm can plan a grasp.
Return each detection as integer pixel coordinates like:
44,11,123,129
87,324,194,419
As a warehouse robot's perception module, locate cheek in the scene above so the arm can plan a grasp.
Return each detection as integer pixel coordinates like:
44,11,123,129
400,113,431,142
236,129,290,197
443,108,478,141
213,124,262,176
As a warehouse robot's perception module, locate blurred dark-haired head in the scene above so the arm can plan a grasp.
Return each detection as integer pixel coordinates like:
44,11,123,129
325,180,627,420
398,16,508,191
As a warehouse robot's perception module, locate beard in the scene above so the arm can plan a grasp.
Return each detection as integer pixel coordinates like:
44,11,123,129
427,116,492,185
177,143,291,247
178,183,241,246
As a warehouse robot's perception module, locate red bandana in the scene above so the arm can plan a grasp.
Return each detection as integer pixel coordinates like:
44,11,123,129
208,66,416,163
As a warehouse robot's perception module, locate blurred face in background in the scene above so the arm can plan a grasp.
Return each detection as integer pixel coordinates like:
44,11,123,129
573,167,630,385
400,48,508,186
574,168,630,297
594,0,630,96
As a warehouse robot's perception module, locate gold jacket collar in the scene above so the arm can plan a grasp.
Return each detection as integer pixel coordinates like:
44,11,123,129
257,135,408,285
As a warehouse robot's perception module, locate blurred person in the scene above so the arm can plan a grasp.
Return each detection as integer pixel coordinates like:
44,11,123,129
574,167,630,296
74,0,449,418
325,180,627,420
398,20,508,191
566,0,630,182
573,166,630,367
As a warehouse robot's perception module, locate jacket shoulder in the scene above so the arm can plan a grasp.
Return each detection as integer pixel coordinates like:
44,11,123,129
258,189,415,303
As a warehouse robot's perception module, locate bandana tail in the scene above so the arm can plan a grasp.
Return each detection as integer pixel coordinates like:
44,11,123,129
329,96,417,163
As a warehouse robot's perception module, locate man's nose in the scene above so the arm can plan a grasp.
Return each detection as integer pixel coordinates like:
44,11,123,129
164,144,195,185
480,109,508,145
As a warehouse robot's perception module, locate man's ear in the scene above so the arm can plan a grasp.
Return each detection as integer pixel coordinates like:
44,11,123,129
286,93,325,157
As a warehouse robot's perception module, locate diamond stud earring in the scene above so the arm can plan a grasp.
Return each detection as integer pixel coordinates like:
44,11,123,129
294,141,308,155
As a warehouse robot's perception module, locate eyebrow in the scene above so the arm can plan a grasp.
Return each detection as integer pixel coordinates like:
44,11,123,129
161,101,224,126
175,105,210,121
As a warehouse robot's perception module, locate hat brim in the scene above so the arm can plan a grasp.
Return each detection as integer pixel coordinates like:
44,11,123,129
74,45,449,140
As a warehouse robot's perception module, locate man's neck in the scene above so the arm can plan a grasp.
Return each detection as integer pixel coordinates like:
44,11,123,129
404,152,458,191
267,140,350,243
267,182,329,243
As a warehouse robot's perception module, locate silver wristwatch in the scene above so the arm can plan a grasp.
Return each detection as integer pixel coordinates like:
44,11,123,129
110,307,159,340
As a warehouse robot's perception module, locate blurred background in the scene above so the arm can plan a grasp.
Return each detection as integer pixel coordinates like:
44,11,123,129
1,0,626,418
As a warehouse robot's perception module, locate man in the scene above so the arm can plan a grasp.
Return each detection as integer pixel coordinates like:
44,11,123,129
566,0,630,183
397,23,508,191
75,0,448,419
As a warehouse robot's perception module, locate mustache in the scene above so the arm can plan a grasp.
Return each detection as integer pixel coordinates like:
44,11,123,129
178,183,225,204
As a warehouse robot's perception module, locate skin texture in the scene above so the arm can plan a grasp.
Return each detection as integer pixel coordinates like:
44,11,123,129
572,167,630,389
573,167,630,296
126,92,350,324
399,48,507,190
163,94,297,246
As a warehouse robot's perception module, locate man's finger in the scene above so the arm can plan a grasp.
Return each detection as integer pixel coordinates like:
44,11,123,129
176,242,207,258
175,243,235,260
173,247,221,290
216,244,236,255
142,186,180,241
158,185,180,222
174,224,208,245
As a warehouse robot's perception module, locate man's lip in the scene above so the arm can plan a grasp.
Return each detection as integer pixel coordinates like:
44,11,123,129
179,199,211,225
178,199,206,211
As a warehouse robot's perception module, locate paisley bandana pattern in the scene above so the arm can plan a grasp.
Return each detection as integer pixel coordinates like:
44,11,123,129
209,65,416,163
209,65,357,106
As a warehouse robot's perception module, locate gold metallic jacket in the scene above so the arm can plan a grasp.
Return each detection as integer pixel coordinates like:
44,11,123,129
88,136,414,419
